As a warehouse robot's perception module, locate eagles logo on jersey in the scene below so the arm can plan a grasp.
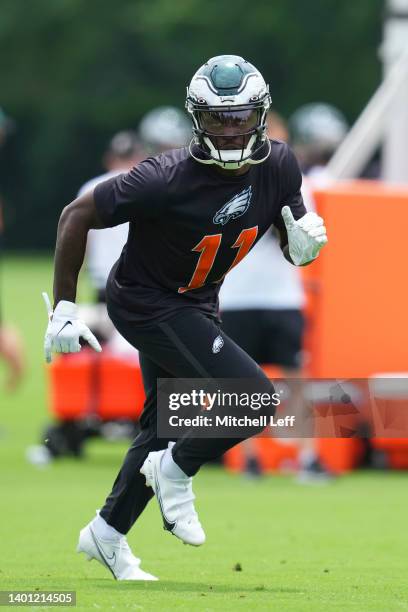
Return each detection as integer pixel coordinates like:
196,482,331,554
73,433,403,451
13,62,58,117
212,335,224,354
213,186,252,225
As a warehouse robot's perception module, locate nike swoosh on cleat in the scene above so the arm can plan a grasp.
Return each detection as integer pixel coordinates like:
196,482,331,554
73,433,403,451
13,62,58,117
154,472,177,533
89,527,117,579
56,321,73,336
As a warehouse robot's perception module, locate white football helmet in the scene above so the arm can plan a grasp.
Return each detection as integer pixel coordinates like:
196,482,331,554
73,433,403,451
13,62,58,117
289,103,349,166
186,55,271,169
139,106,191,153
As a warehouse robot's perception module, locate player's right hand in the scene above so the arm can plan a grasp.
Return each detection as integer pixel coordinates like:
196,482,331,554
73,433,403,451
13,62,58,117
42,292,102,363
281,207,327,265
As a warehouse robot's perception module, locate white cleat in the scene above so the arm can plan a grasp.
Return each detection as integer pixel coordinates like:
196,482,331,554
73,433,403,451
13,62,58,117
77,522,158,581
140,448,206,546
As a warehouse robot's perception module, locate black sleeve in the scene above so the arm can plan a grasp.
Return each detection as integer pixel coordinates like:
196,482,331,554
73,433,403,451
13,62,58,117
93,157,167,227
274,145,307,249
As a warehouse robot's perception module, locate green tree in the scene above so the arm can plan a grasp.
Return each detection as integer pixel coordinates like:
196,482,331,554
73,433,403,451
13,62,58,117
0,0,383,248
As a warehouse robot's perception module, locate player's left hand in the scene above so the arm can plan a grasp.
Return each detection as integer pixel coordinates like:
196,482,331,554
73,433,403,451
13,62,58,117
281,207,328,265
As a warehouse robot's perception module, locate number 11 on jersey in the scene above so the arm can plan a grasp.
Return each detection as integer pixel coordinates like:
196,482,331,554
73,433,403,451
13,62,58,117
178,226,258,293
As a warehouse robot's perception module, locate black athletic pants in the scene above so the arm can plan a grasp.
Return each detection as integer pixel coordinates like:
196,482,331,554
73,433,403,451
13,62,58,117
100,307,274,534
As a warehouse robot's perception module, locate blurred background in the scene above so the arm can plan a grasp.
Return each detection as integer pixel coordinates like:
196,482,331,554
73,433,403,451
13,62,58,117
0,0,383,249
2,0,408,605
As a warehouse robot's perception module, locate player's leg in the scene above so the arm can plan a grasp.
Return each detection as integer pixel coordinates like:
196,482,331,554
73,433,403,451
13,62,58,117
86,308,274,548
126,310,275,545
77,353,173,580
220,309,262,358
99,353,174,531
164,311,274,477
110,309,274,469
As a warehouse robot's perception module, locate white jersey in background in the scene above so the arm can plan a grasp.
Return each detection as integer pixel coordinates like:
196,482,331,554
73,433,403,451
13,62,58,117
219,180,315,311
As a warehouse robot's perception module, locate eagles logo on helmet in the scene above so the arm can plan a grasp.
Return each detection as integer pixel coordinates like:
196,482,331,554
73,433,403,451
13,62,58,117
186,55,272,169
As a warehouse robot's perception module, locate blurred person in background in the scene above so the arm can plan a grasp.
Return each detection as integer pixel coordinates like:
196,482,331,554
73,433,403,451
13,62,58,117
220,111,331,482
289,103,349,186
0,106,24,391
138,105,191,154
290,102,380,180
43,55,328,581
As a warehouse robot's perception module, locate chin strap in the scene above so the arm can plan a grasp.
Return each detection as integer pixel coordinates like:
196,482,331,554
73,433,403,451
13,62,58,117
188,138,271,169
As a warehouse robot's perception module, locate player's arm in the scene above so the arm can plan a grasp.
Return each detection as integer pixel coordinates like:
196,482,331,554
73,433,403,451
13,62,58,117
43,191,104,363
53,191,104,306
43,160,166,362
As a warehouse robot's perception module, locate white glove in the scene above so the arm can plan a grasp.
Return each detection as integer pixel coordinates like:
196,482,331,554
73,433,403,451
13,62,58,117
42,292,102,363
281,206,328,265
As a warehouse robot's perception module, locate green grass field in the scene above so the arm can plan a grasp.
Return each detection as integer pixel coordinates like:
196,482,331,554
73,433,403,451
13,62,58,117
1,255,408,611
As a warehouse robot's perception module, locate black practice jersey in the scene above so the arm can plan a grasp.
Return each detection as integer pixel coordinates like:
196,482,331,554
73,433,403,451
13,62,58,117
94,140,306,324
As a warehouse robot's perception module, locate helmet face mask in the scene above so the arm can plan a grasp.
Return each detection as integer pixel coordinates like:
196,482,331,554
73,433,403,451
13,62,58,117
186,55,271,169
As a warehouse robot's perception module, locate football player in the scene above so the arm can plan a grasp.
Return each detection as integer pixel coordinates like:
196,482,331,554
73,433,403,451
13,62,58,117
43,55,327,581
